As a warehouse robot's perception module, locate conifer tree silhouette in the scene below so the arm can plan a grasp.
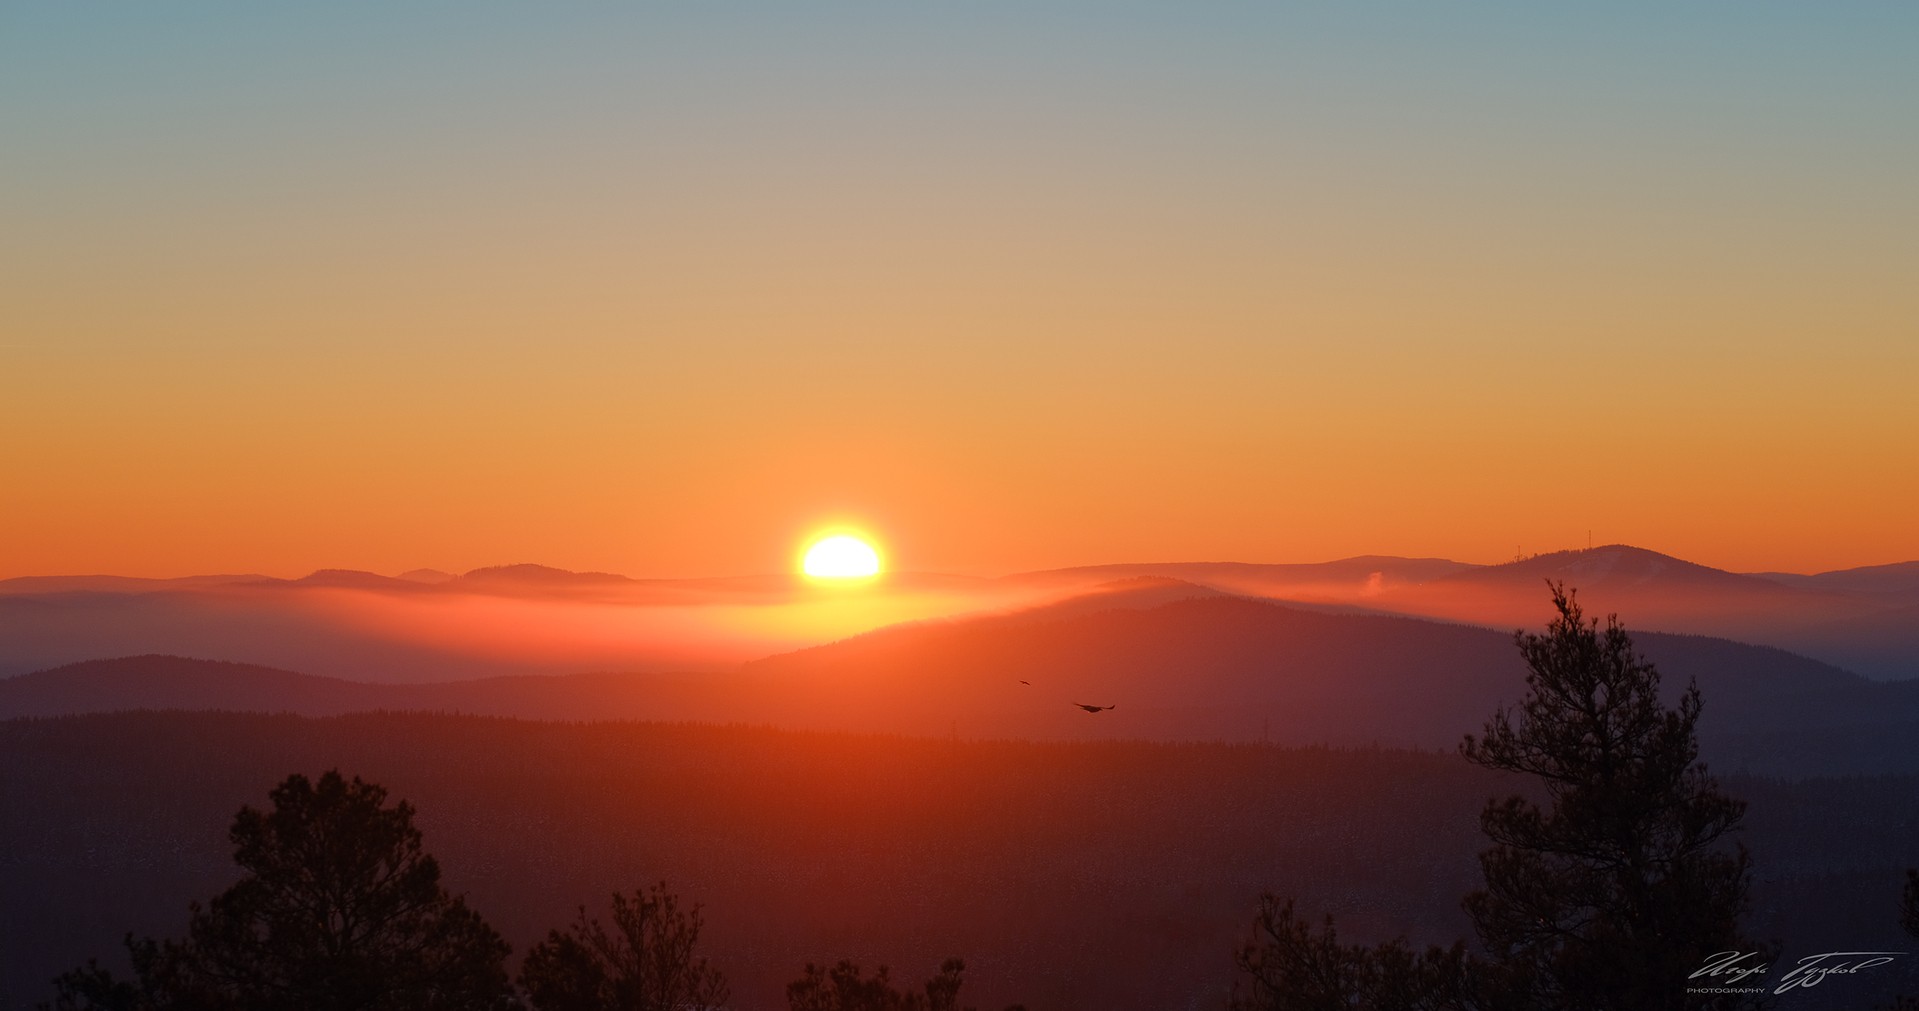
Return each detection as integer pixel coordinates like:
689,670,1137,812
1459,585,1760,1010
1234,585,1761,1011
47,770,510,1011
519,881,727,1011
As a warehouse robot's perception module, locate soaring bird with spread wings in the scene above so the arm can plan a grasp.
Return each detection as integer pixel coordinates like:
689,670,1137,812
1073,703,1116,713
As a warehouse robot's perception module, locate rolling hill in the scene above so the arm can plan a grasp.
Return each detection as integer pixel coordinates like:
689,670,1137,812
7,582,1915,776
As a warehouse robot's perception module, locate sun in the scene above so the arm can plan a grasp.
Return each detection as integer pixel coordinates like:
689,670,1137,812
801,534,882,580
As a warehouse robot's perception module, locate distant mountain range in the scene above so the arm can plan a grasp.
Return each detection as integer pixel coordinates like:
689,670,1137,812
1,544,1913,680
6,580,1916,776
1358,546,1919,679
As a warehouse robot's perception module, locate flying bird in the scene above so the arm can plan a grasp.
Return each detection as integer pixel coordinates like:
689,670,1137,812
1073,703,1115,713
1019,679,1031,685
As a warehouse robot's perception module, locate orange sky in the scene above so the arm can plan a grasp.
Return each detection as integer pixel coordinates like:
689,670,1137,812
3,7,1916,579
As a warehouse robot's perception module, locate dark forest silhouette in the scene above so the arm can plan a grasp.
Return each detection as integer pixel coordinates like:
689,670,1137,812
39,772,1024,1011
11,722,1917,1006
787,958,1026,1011
10,588,1919,1008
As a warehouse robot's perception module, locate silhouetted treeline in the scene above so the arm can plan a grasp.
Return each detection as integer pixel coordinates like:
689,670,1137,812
3,713,1916,1009
39,767,1019,1011
788,958,1025,1011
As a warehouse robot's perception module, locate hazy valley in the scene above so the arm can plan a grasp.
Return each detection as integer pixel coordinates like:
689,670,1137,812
5,544,1919,1009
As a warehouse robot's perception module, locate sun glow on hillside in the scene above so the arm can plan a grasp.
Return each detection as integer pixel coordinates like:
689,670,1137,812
801,534,882,581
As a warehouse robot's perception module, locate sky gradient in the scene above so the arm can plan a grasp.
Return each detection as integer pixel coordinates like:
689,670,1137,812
4,4,1916,578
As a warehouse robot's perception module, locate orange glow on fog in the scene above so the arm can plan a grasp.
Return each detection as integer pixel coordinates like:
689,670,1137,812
274,578,1060,675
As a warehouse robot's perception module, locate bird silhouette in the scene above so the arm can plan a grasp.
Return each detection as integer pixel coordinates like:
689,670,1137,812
1019,679,1031,685
1073,703,1115,713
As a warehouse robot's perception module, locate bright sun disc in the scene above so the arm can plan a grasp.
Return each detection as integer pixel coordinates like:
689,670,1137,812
802,535,882,579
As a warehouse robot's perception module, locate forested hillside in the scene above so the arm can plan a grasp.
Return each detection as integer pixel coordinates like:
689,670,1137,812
4,712,1915,1010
